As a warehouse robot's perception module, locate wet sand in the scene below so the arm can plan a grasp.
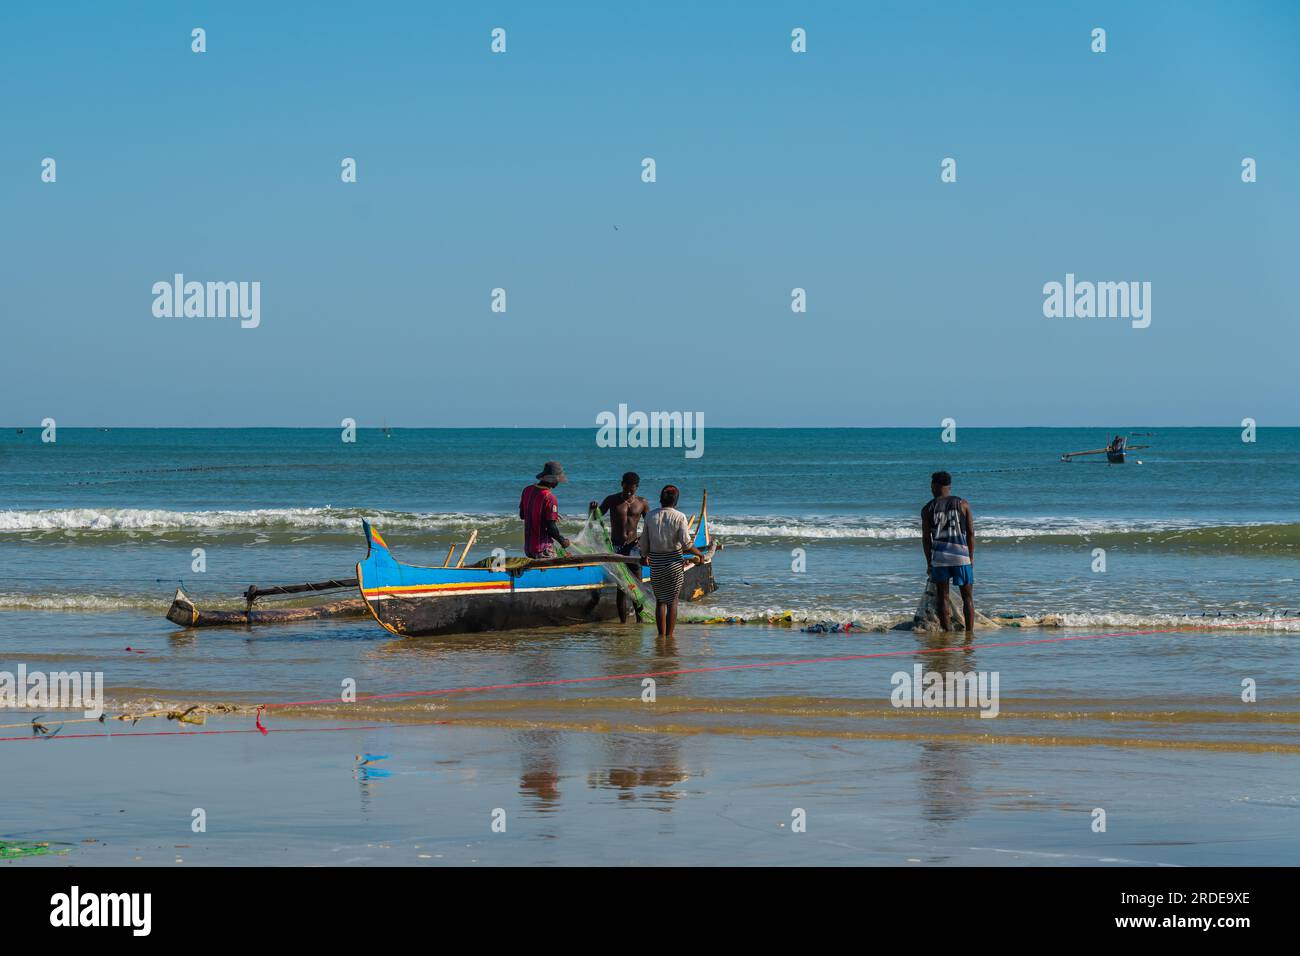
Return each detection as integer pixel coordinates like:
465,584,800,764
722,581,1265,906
4,713,1298,867
3,610,1298,865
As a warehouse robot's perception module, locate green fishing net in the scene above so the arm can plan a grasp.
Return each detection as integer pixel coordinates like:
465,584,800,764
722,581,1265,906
566,511,650,622
460,512,648,621
0,840,68,859
464,555,534,570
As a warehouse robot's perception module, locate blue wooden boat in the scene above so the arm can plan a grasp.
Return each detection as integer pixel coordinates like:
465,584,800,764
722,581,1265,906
356,492,719,637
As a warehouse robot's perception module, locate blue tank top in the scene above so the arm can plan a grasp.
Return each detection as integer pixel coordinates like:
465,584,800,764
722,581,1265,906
925,495,971,566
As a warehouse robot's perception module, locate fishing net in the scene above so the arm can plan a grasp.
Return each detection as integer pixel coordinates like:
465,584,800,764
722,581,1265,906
912,579,999,632
566,510,650,622
465,555,533,570
462,511,648,621
0,839,67,859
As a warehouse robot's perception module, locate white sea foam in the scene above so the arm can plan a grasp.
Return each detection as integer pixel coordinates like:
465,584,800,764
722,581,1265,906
0,507,1250,541
2,589,1296,630
0,592,157,612
683,605,1300,632
682,605,907,629
708,514,1234,541
0,507,494,534
1046,610,1300,632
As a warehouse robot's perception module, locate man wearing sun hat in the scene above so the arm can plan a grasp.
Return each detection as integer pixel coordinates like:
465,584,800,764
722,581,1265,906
519,461,571,558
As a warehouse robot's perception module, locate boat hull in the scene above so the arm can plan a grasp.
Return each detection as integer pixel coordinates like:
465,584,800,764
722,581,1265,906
361,561,715,637
356,492,720,638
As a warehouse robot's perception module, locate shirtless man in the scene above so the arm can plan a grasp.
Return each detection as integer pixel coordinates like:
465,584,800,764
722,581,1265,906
589,472,650,622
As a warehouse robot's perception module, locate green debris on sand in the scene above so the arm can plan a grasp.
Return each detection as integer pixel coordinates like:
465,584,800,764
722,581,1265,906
0,839,70,860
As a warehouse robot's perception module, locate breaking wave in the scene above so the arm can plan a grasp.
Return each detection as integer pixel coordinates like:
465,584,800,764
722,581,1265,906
0,507,492,540
3,507,1297,553
0,592,160,612
683,605,1300,632
2,509,1289,546
708,515,1300,551
3,589,1295,633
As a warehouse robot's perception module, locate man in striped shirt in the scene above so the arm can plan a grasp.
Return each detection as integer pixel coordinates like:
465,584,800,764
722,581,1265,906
921,470,976,633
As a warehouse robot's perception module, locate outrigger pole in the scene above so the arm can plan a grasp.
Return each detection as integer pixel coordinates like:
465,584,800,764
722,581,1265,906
242,578,358,608
1059,445,1112,461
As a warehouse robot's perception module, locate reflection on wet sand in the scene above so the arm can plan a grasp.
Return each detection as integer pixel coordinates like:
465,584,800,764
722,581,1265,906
908,632,978,861
916,740,975,844
653,634,679,661
166,629,199,649
589,733,690,807
509,649,582,811
517,729,563,809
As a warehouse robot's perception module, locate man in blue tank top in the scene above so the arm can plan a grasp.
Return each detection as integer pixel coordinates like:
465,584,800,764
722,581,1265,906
921,471,976,633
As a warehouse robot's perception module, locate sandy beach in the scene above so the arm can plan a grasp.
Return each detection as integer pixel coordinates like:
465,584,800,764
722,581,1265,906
6,707,1298,867
4,610,1298,867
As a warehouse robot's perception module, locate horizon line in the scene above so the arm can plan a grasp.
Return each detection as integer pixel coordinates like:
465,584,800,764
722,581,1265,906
4,424,1292,431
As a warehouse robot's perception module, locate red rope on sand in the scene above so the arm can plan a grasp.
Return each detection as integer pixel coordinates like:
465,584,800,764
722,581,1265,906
252,615,1300,728
0,724,393,743
5,615,1295,743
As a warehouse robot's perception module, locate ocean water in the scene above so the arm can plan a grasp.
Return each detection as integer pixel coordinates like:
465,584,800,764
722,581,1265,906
2,424,1297,707
2,428,1297,864
1,427,1297,628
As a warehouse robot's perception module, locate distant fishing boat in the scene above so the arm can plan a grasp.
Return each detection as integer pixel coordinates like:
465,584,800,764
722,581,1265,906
1060,433,1152,464
356,492,719,637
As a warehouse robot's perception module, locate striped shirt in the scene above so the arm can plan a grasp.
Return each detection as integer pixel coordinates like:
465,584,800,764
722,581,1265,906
923,495,971,566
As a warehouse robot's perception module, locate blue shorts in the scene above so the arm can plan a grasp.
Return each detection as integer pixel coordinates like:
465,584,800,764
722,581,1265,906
930,565,973,586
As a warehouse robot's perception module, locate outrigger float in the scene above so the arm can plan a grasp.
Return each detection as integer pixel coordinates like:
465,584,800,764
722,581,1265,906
166,579,366,628
166,492,720,637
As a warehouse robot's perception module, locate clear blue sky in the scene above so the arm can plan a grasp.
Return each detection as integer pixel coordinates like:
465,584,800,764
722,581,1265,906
2,1,1297,426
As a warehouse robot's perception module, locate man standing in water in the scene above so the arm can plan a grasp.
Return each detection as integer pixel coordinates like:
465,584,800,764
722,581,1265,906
640,485,706,639
590,472,650,622
520,461,571,558
590,472,649,554
921,471,976,634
